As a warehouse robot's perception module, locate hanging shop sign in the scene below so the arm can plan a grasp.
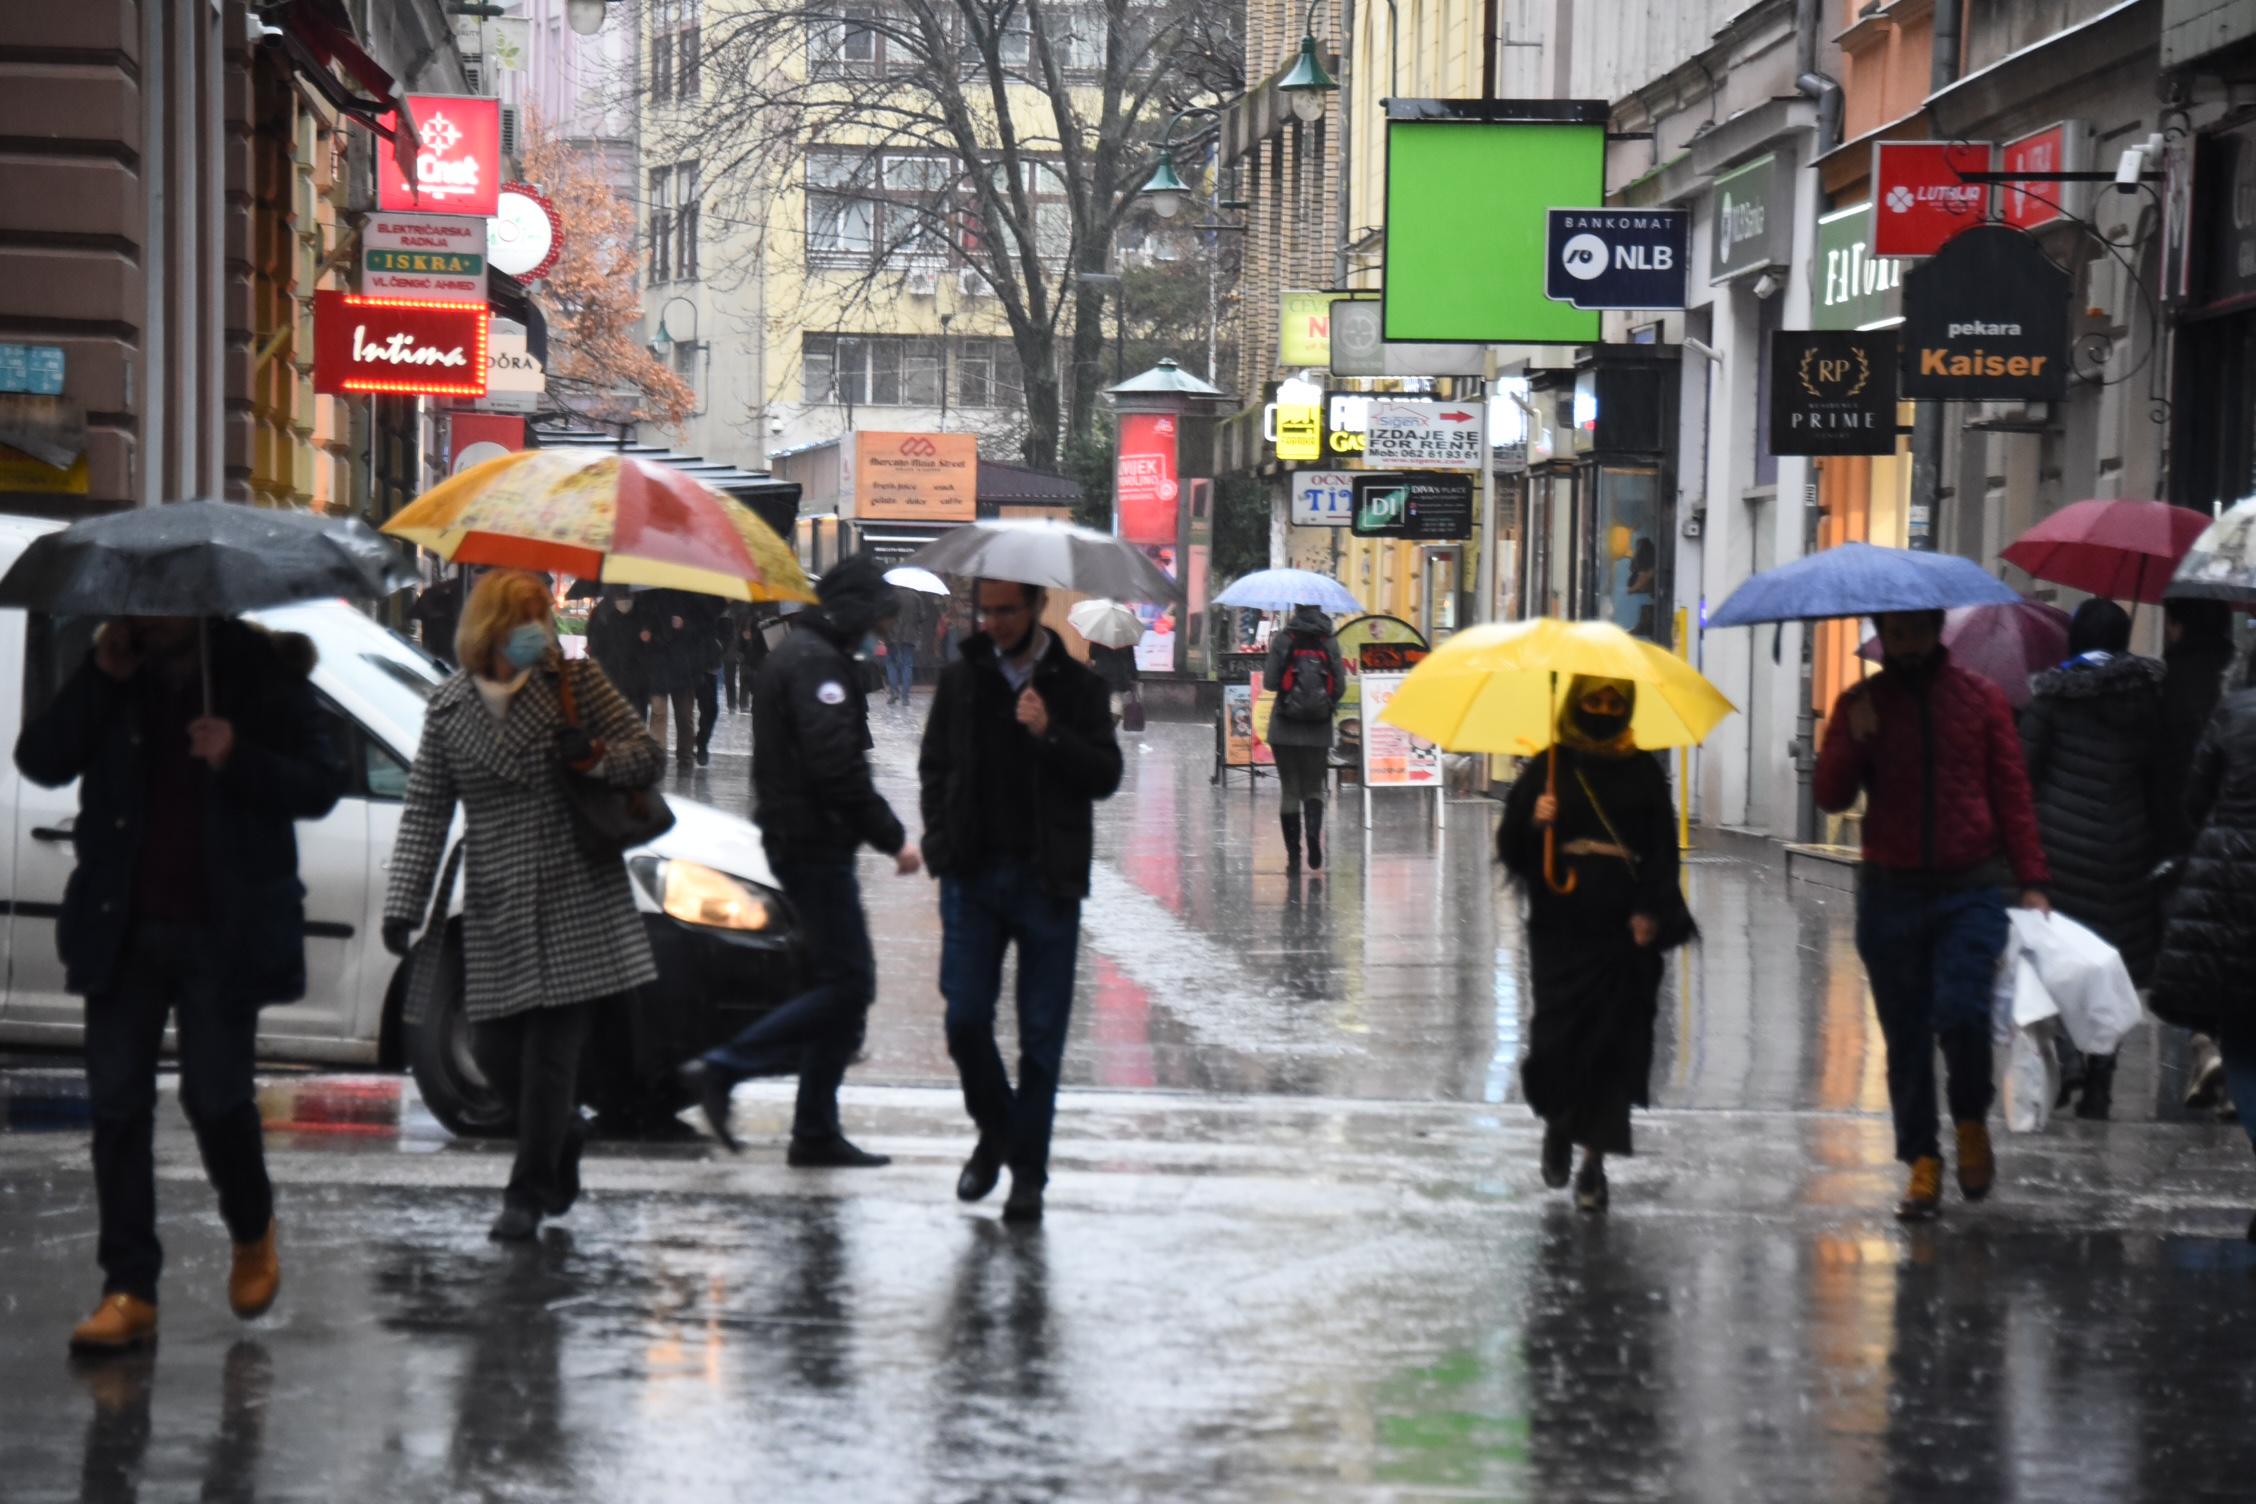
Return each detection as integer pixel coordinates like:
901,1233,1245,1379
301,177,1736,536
1324,392,1369,460
1290,469,1356,527
851,431,978,524
1279,290,1371,368
448,413,525,473
487,184,563,281
480,319,546,414
1999,122,2092,233
1711,152,1795,284
378,95,503,218
1899,226,2070,401
1115,413,1180,544
1351,473,1476,540
363,214,487,301
1872,141,1995,258
1383,101,1606,343
1814,203,1903,331
1769,330,1900,456
1326,299,1482,377
313,292,490,398
1359,672,1442,788
1546,208,1688,310
1272,400,1322,462
1364,399,1486,471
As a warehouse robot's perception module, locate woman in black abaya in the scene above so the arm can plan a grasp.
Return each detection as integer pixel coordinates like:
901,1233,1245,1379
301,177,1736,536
1497,676,1689,1212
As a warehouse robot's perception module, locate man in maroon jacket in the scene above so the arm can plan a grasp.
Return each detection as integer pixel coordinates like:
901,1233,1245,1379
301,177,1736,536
1815,609,2052,1222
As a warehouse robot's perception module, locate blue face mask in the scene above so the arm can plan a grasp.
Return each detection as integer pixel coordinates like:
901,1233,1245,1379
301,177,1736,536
501,621,552,671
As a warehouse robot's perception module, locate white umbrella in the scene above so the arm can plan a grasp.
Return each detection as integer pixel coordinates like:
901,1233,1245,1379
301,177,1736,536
1212,567,1363,615
907,518,1181,601
884,565,950,595
1068,597,1145,648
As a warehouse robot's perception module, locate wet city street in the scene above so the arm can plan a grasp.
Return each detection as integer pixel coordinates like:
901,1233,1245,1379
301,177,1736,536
5,706,2255,1502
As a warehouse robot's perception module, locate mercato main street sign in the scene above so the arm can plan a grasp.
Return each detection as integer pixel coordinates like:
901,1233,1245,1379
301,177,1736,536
314,292,491,398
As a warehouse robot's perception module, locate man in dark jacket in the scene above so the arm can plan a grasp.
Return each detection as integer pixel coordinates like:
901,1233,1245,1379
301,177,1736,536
16,616,346,1354
1815,610,2050,1223
1263,604,1347,873
683,553,917,1166
2156,599,2238,1111
585,590,649,715
920,578,1123,1223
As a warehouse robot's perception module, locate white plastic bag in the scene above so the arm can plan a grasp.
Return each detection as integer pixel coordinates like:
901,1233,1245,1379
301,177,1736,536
2007,909,2144,1057
2001,1011,2059,1134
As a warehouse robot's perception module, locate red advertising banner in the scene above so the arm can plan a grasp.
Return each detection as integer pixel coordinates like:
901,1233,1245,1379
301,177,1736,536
2000,126,2069,231
378,95,502,218
1115,412,1179,546
448,413,524,473
1872,141,1995,258
314,292,490,398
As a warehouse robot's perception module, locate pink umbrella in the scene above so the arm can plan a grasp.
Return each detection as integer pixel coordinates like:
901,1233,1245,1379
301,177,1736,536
1857,598,2071,709
2000,499,2211,604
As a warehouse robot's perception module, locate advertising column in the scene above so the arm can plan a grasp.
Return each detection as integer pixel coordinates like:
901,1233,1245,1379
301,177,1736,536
1115,411,1181,673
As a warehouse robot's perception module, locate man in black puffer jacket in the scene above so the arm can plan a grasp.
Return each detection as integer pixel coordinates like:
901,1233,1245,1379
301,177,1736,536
2021,599,2165,1118
683,553,919,1167
920,577,1122,1223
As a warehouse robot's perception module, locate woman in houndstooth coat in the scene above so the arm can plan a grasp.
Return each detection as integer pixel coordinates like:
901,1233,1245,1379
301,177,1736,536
383,570,663,1241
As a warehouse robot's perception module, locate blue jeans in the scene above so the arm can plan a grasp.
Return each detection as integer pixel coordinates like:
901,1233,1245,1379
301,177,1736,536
941,861,1082,1185
1855,879,2009,1164
886,645,917,700
702,860,875,1140
2223,1025,2256,1155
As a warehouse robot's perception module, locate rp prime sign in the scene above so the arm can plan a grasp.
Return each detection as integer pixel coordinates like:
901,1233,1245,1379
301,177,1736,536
1545,209,1688,310
1770,330,1899,456
1900,226,2071,401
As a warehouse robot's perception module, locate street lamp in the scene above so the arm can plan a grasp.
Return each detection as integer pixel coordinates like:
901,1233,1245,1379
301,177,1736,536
566,0,611,36
1139,105,1221,220
1277,0,1338,123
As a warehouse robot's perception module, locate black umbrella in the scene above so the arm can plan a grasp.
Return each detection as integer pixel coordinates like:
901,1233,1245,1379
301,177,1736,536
0,499,417,707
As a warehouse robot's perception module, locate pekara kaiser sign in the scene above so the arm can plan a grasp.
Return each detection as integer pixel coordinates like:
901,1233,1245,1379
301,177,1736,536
1899,225,2071,402
378,96,503,219
1872,141,1994,258
1769,330,1900,456
313,292,489,398
849,431,977,523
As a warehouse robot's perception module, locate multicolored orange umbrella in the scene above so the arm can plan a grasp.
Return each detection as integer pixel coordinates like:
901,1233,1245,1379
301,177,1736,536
383,449,814,602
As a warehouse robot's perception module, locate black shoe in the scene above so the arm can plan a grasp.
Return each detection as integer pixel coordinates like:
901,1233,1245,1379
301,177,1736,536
547,1114,588,1216
679,1061,741,1153
957,1137,1006,1202
1573,1160,1609,1214
1002,1175,1044,1224
488,1201,540,1243
2075,1053,2117,1121
1281,811,1302,873
1540,1124,1572,1190
787,1134,892,1168
695,746,711,767
1303,800,1325,871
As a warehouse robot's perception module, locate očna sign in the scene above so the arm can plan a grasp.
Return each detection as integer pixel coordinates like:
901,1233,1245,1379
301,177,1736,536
1899,225,2070,402
313,292,490,398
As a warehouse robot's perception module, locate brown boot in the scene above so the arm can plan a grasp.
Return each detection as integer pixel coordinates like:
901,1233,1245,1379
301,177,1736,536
1896,1156,1944,1222
1955,1121,1995,1202
70,1293,158,1355
229,1219,280,1319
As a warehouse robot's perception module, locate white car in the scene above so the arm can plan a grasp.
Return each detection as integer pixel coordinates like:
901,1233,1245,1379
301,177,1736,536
0,513,799,1134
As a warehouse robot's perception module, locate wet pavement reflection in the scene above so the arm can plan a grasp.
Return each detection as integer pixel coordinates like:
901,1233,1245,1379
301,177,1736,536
2,697,2253,1500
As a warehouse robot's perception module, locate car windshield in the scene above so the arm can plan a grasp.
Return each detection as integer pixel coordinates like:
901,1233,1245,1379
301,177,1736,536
249,600,444,749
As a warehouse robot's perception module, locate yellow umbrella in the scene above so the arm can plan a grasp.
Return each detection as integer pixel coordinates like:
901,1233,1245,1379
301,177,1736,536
1380,617,1734,755
384,449,815,602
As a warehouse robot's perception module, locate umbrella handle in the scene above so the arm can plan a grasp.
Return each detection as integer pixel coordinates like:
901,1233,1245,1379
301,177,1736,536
1542,690,1578,896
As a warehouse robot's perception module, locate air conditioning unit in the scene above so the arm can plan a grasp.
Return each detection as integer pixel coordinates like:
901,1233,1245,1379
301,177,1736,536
904,268,941,297
499,104,521,159
957,267,990,298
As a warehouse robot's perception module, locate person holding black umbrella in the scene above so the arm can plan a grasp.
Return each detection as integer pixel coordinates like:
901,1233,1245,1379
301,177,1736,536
18,614,347,1353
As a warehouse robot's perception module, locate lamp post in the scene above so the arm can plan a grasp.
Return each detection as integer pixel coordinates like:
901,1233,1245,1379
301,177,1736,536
1138,105,1225,220
1276,0,1341,120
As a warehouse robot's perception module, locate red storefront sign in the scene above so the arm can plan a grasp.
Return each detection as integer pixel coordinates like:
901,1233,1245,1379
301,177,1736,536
2000,125,2069,231
448,413,524,473
377,95,502,217
1115,412,1180,546
314,292,490,397
1872,141,1996,257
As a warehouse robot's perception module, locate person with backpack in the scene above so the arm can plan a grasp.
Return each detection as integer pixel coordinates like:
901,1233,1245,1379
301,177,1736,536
1263,604,1346,873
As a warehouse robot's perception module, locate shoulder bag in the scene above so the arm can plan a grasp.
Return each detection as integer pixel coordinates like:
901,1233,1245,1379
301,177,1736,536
1574,765,1698,950
554,663,676,858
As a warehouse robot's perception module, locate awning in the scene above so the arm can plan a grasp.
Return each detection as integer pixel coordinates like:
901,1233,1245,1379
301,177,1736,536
260,0,418,192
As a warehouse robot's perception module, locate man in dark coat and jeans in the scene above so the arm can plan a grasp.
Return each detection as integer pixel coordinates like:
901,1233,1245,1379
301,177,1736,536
1816,609,2050,1223
16,615,345,1353
920,578,1123,1223
683,553,918,1166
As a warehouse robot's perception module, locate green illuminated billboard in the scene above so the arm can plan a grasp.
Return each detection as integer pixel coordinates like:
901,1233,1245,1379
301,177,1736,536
1382,101,1607,344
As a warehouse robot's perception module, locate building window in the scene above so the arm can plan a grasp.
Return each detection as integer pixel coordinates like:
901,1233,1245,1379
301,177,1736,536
803,334,948,406
955,338,1023,409
810,5,885,75
649,161,698,282
652,0,700,101
807,148,952,267
649,169,672,283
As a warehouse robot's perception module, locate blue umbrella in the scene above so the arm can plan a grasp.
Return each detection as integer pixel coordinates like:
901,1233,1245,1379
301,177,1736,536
1708,542,2020,627
1212,567,1363,615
